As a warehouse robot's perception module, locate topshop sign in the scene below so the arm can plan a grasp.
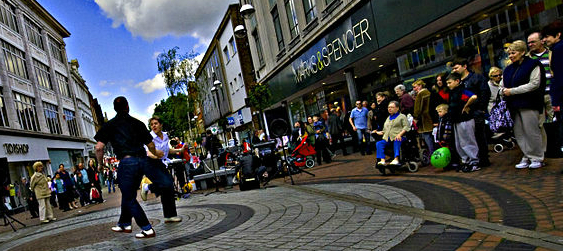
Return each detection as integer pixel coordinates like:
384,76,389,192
3,143,29,154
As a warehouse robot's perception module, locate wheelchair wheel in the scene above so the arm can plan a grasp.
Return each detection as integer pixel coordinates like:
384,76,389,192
306,159,315,168
420,149,430,167
407,162,419,172
493,144,504,153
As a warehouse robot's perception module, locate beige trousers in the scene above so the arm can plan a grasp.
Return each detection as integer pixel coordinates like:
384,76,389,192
37,197,54,221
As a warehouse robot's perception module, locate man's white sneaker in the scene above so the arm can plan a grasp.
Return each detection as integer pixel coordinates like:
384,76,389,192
164,216,183,223
515,161,529,169
135,228,155,238
111,225,132,233
140,183,149,201
528,161,543,169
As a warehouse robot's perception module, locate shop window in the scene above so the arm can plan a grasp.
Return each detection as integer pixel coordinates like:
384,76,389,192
43,102,62,134
13,92,40,132
0,87,8,127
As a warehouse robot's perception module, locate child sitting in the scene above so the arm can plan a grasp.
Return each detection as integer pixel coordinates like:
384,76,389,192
446,72,480,172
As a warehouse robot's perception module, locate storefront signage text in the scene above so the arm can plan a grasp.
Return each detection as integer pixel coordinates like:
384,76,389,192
3,143,29,154
292,18,372,84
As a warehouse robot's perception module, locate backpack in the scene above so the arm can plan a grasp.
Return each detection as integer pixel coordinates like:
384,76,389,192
489,90,513,133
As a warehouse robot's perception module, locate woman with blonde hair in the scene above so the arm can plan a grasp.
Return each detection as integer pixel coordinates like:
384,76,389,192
29,161,56,223
487,66,503,113
500,40,546,169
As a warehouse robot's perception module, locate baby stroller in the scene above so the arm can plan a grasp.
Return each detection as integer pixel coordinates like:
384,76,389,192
488,91,516,153
375,126,425,175
288,135,316,168
489,129,516,153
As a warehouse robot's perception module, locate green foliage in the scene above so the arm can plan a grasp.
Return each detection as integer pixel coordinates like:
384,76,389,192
156,47,200,96
247,83,272,110
152,93,195,136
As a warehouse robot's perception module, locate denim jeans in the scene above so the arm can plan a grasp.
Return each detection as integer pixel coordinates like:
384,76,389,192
145,159,178,218
356,128,371,154
117,157,152,231
107,180,115,193
376,138,404,159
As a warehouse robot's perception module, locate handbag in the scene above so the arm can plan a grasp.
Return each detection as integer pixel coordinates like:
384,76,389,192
90,187,100,200
489,90,514,133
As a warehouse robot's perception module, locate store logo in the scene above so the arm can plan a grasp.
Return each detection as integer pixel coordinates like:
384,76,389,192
291,18,372,84
3,143,29,154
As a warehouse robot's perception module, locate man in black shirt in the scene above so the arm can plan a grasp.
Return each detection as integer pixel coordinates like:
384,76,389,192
95,96,163,238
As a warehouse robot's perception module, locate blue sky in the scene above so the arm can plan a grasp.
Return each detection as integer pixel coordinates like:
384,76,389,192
36,0,236,124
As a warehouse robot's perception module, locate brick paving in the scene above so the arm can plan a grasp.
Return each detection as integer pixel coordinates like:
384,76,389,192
0,146,562,250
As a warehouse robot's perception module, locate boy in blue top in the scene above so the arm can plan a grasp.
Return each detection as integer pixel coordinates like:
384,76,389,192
446,73,480,172
349,100,371,155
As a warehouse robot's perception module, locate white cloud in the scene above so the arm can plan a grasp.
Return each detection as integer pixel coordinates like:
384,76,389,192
95,0,238,45
135,73,165,94
100,91,111,96
152,51,160,59
146,102,157,115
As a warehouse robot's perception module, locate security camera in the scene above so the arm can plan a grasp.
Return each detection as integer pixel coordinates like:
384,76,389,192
240,4,255,19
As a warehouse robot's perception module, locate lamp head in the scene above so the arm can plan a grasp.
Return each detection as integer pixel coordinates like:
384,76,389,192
234,25,246,38
240,4,255,19
213,80,222,88
211,86,217,92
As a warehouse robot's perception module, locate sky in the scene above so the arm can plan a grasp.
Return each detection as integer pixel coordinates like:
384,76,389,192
36,0,237,124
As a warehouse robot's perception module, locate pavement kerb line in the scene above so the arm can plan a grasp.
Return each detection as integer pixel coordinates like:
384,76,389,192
281,182,563,250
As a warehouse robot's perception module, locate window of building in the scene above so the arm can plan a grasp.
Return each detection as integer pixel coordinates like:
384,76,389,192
33,59,52,90
325,0,336,6
13,92,40,131
271,6,285,50
64,109,79,137
229,37,237,56
238,73,244,89
252,29,265,67
24,17,44,50
223,46,230,62
0,87,8,127
56,72,70,97
2,40,28,79
49,37,64,63
234,77,239,91
0,0,18,33
230,81,234,94
302,0,316,23
43,102,61,134
284,0,299,38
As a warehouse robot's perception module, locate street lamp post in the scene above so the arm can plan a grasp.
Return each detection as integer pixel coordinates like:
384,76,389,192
208,80,225,195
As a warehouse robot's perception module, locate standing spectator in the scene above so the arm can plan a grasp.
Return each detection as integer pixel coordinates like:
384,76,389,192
446,72,480,172
105,167,115,194
56,164,77,209
500,40,546,169
29,162,55,223
77,163,91,204
430,73,449,124
395,84,414,115
349,100,371,155
374,92,390,133
328,108,348,155
313,115,331,165
87,159,104,203
541,21,563,158
291,121,306,148
74,171,89,206
21,177,38,218
47,175,57,209
451,57,491,167
487,67,503,113
53,173,70,212
528,31,554,122
306,117,316,147
413,79,436,154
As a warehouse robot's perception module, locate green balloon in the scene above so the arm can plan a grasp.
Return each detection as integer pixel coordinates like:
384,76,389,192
431,147,451,168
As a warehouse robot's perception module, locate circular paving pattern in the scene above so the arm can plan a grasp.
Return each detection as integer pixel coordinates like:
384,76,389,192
0,183,425,251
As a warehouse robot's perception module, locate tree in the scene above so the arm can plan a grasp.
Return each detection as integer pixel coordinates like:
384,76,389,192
156,47,200,139
247,83,272,131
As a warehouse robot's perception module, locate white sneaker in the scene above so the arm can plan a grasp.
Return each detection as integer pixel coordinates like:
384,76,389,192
140,183,149,201
164,216,183,223
377,160,386,165
135,228,155,238
389,159,400,165
528,161,543,169
515,161,529,169
111,225,132,233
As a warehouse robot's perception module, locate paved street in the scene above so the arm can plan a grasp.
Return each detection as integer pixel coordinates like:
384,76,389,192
2,147,563,251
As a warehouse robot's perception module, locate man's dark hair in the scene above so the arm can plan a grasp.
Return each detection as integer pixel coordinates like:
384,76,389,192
206,129,212,135
113,96,129,113
541,20,563,38
452,57,468,67
446,72,462,81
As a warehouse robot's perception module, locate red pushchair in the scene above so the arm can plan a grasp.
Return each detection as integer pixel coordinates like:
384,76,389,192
290,135,316,168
